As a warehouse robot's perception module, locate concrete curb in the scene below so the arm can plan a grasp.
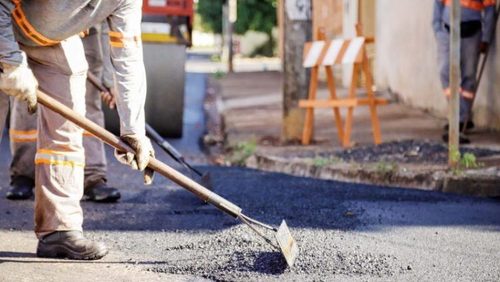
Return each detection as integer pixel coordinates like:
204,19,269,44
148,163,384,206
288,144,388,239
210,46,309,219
245,153,500,198
204,76,500,198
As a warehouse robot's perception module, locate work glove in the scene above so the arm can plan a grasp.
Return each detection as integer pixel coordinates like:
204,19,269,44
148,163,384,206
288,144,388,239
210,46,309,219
115,134,155,185
0,53,38,114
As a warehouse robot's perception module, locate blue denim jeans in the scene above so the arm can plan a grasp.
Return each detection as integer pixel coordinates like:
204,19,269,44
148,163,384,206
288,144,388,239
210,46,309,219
436,29,481,122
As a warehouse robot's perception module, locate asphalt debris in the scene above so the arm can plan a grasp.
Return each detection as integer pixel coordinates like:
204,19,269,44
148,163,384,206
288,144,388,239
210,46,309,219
332,140,499,164
149,225,399,281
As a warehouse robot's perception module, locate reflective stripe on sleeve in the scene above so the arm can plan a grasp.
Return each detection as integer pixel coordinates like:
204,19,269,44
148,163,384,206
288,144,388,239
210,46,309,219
9,129,37,143
35,149,85,168
11,0,59,46
108,31,140,48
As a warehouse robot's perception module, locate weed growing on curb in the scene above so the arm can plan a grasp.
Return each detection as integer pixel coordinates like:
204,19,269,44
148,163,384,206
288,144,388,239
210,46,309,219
311,157,342,167
449,148,481,175
213,70,226,80
375,161,399,175
226,140,257,166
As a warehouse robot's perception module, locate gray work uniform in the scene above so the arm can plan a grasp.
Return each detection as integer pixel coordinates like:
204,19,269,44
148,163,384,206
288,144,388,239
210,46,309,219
0,0,147,238
0,94,7,141
432,0,496,122
9,24,111,190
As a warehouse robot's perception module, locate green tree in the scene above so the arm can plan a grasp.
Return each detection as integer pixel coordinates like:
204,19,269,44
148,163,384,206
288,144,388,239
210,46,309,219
197,0,224,33
197,0,277,56
197,0,277,35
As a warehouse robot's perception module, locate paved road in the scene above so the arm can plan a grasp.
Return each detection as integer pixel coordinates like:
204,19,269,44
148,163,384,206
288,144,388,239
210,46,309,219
0,72,499,281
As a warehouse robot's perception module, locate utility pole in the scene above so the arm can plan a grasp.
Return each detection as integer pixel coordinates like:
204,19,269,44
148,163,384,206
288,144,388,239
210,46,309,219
222,0,236,73
448,0,461,167
282,0,312,142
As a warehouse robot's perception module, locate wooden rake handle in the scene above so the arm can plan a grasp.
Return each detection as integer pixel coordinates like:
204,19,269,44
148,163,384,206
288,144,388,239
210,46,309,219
36,89,242,218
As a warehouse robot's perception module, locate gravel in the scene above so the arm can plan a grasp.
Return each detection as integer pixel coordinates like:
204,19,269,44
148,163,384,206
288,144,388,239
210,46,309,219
331,140,499,164
148,225,401,281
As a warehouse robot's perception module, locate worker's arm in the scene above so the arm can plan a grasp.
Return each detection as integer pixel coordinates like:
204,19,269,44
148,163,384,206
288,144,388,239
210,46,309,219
107,0,154,184
100,21,115,90
432,0,445,36
481,1,497,43
0,1,37,112
99,21,117,109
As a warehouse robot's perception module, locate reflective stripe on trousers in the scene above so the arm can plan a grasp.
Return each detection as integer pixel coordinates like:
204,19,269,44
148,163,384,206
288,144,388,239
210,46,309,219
21,35,88,238
436,30,481,122
8,29,109,188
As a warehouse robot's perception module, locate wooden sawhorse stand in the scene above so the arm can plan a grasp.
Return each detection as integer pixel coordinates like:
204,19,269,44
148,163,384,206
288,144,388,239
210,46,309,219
299,36,388,147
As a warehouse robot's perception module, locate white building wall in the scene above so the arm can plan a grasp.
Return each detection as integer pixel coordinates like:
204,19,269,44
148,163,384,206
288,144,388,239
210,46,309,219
375,0,500,129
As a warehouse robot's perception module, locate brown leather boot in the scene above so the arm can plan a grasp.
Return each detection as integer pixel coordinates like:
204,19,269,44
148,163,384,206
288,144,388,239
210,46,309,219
36,231,108,260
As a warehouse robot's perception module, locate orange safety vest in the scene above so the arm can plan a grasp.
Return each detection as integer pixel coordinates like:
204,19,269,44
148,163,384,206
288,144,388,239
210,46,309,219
442,0,496,11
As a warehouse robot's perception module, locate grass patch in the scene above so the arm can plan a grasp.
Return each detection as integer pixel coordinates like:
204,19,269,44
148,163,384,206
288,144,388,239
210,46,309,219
226,140,257,166
374,161,399,175
311,156,342,167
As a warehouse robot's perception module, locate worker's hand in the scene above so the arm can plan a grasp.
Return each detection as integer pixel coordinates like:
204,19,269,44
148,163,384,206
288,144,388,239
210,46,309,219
101,86,117,109
0,55,38,114
480,42,489,53
115,134,155,185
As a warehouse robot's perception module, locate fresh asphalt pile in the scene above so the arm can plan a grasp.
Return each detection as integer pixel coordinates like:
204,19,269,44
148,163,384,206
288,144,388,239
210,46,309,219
332,140,499,164
147,226,400,281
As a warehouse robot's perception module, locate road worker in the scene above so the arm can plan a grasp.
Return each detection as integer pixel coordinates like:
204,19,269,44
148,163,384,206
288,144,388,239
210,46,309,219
0,0,155,260
6,23,121,203
433,0,496,144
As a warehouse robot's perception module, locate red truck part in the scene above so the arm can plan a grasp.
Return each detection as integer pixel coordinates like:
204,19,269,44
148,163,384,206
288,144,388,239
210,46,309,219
143,0,194,19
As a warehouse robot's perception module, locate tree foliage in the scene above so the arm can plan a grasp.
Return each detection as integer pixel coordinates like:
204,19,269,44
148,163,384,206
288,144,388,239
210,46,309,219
197,0,224,33
197,0,277,35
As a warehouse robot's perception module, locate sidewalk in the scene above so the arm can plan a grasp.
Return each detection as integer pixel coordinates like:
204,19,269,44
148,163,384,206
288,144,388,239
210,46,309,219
205,71,500,197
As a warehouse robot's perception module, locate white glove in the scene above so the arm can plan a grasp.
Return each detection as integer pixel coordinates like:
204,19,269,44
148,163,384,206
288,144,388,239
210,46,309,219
115,134,155,185
0,54,38,114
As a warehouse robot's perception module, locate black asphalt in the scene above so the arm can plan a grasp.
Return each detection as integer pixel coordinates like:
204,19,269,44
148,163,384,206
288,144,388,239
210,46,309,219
0,71,499,281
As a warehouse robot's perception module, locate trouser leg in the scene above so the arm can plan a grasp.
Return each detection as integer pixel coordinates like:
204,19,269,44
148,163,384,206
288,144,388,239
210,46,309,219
82,28,107,189
459,32,482,122
0,94,8,142
437,31,450,91
22,36,88,238
437,30,480,124
9,96,37,183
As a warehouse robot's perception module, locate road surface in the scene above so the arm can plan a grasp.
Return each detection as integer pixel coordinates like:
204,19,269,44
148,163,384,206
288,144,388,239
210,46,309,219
0,71,498,282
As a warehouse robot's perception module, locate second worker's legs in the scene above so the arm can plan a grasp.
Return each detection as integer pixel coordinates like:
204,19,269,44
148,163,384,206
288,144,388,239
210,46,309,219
6,97,37,200
81,27,120,202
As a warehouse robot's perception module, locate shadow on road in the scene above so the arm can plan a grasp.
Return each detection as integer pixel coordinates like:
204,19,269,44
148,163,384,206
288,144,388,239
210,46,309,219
0,165,499,234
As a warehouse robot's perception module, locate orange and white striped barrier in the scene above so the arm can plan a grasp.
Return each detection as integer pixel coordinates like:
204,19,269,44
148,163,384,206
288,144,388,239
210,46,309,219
299,36,388,148
303,37,366,68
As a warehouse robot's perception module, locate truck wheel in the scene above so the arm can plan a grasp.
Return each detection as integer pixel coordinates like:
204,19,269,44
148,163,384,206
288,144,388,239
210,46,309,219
103,43,185,138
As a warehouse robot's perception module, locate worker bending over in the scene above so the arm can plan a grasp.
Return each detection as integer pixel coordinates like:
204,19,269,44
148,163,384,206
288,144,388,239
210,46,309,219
0,0,155,260
6,23,121,203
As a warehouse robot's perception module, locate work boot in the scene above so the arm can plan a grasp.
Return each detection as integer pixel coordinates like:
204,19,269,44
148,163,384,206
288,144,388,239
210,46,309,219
36,231,108,260
442,133,471,144
6,176,34,200
83,179,121,203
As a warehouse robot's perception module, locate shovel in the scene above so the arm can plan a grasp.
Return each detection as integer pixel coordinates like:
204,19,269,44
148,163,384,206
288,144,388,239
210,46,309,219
86,72,213,191
35,88,299,267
